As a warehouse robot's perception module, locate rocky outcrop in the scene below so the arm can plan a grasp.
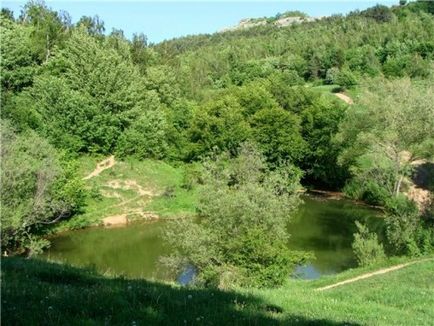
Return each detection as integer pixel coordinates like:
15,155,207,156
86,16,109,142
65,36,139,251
220,16,317,33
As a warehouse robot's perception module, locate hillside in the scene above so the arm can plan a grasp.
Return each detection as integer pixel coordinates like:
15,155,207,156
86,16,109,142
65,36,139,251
1,1,434,325
53,156,197,231
220,12,316,33
2,256,433,325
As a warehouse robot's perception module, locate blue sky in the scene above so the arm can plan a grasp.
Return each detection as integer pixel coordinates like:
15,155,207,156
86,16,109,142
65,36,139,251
2,1,397,43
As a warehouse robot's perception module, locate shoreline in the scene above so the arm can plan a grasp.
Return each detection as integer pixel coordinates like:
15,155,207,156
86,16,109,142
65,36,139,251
305,189,385,211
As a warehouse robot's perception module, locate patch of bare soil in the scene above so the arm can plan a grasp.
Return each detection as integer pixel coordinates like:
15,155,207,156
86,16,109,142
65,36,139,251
99,189,122,199
316,258,433,291
101,209,159,227
334,93,354,105
102,214,128,227
405,160,433,212
106,179,157,197
406,184,432,211
100,178,161,225
83,156,116,180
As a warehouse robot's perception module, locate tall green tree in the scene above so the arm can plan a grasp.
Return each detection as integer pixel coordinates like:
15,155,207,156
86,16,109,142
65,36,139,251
188,96,251,160
19,1,71,62
21,29,158,153
338,78,434,200
251,107,306,165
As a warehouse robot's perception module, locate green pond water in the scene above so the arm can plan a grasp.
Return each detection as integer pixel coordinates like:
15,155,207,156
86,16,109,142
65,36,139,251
42,195,383,280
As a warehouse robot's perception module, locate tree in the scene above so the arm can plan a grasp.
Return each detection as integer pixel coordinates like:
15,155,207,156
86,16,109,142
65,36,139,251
338,78,434,201
130,33,153,74
116,110,169,159
300,96,349,188
0,19,39,94
233,81,279,116
360,4,395,23
1,8,14,21
163,143,306,288
251,107,306,165
76,15,105,36
188,96,251,160
24,29,156,154
19,1,71,62
335,67,357,89
1,120,85,255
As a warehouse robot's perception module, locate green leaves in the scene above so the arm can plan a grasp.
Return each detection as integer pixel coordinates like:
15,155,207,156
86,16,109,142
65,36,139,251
116,110,169,159
251,107,306,165
164,143,305,288
352,221,385,267
0,121,85,254
338,78,434,203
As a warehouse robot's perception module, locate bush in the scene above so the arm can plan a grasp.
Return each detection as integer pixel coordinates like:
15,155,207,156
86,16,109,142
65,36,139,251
384,195,418,216
335,68,357,89
352,221,385,266
343,179,389,206
163,143,307,288
325,67,340,85
1,121,85,254
116,110,169,159
361,181,390,206
23,236,51,257
181,163,204,190
385,210,433,256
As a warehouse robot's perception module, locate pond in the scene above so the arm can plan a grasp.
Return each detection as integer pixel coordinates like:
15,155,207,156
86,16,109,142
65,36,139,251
42,195,383,281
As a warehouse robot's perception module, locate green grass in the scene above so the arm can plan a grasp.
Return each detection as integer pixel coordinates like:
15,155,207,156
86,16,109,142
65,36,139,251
2,256,433,325
311,84,361,103
55,156,198,231
311,84,341,92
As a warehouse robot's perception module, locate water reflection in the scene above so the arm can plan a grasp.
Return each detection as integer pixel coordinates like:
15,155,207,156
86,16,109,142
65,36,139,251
43,195,382,281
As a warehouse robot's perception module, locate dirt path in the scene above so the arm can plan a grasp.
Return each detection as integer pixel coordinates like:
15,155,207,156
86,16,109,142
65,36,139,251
83,156,116,180
100,179,160,226
316,258,433,291
335,93,354,105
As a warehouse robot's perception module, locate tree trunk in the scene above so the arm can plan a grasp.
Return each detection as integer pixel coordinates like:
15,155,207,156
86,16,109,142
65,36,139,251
394,175,404,196
45,33,50,62
392,150,402,197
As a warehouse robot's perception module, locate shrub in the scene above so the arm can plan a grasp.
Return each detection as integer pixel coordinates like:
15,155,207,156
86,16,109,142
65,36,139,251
181,163,204,190
325,67,340,85
352,221,385,266
335,68,357,89
163,143,307,288
385,210,434,256
384,194,418,216
116,110,169,159
343,179,389,206
23,236,51,257
1,121,85,254
361,181,390,206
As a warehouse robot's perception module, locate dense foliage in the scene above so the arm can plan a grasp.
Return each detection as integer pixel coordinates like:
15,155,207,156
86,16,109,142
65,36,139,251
338,78,434,205
163,143,307,288
1,1,433,272
2,1,433,174
0,121,85,255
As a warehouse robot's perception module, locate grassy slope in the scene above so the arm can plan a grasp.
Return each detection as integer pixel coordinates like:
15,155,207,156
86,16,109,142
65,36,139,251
55,156,197,231
2,256,433,325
